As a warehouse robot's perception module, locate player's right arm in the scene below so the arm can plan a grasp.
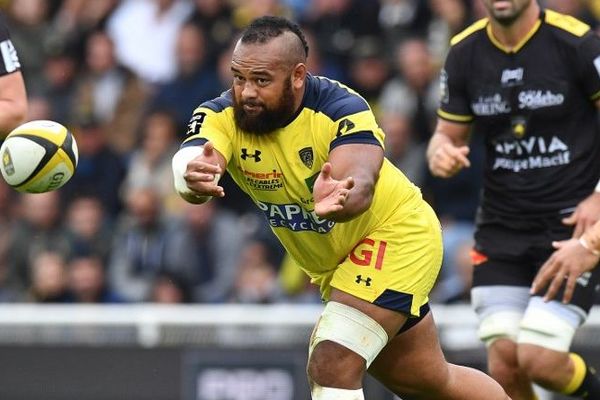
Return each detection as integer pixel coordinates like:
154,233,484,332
173,141,226,204
427,119,471,178
172,97,234,204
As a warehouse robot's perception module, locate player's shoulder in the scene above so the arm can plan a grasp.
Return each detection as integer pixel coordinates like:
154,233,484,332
543,8,591,40
303,74,371,121
450,18,489,48
195,89,233,114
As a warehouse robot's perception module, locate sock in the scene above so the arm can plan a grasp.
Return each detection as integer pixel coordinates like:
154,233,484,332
561,353,600,398
311,386,364,400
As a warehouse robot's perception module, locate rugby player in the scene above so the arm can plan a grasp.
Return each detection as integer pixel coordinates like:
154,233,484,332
427,0,600,398
173,15,510,400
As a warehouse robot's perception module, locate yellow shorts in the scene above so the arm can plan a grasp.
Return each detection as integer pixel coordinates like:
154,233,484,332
321,201,443,317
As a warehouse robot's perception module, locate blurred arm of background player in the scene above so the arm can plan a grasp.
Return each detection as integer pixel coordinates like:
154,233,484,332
559,99,600,238
0,67,26,135
427,119,471,178
532,218,600,304
0,15,27,137
532,99,600,303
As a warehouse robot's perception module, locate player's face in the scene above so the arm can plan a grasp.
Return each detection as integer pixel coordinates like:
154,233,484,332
482,0,532,26
231,41,297,135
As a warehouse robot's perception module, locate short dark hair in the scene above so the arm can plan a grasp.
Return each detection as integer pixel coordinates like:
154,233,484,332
241,16,309,58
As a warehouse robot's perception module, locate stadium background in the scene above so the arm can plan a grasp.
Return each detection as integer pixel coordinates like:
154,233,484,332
0,0,598,399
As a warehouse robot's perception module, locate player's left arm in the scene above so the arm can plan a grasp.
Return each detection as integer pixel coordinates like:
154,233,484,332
313,142,383,222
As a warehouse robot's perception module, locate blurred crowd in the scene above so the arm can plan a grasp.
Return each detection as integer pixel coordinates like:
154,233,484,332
0,0,597,305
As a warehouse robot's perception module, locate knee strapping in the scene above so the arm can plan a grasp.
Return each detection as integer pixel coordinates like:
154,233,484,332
311,386,364,400
518,307,577,352
477,310,523,347
309,301,388,368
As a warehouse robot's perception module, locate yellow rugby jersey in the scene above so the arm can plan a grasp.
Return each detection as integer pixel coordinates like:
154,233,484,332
182,74,424,275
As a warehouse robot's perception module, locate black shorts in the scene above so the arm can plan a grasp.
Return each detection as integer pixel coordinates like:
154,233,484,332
472,215,600,313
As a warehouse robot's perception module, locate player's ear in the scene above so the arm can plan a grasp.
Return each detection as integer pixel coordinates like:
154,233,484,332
291,63,306,89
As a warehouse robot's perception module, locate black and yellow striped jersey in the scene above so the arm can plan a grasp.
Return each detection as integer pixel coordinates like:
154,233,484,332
439,9,600,220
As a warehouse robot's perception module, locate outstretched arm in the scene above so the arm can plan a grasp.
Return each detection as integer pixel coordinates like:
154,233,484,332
172,141,227,204
313,143,383,222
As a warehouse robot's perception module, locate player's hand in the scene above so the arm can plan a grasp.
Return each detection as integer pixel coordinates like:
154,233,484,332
183,142,225,198
562,192,600,238
531,238,599,303
313,162,354,218
428,143,471,178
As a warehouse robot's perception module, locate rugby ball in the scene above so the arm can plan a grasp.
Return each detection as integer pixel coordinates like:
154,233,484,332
0,120,78,193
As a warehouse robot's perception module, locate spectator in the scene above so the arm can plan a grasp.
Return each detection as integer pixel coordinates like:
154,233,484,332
60,116,126,219
27,250,70,303
67,253,126,303
379,37,440,144
0,180,17,301
378,0,432,56
427,0,471,67
379,110,427,187
108,187,171,302
148,271,192,303
302,0,382,82
120,110,180,210
39,43,79,124
106,0,194,84
164,200,246,303
49,0,118,53
229,241,283,304
64,195,113,264
5,0,52,92
149,22,222,132
187,0,235,67
346,36,390,115
73,29,149,155
6,192,71,293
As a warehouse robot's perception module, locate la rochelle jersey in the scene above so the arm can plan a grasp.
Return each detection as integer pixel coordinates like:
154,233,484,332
439,9,600,220
182,74,423,275
0,15,20,76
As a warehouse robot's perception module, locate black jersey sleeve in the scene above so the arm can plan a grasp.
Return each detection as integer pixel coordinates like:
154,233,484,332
0,15,20,76
576,32,600,100
438,46,473,123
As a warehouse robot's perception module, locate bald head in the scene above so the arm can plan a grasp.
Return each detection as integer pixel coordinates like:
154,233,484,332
240,16,308,67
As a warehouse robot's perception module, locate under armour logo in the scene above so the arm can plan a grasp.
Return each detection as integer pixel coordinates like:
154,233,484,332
241,148,261,162
355,275,372,286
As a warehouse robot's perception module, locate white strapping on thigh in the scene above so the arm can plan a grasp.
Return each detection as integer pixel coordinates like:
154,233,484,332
309,301,388,368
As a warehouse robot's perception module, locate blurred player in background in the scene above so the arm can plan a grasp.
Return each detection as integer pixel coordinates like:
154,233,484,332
0,13,26,136
427,0,600,398
172,16,510,400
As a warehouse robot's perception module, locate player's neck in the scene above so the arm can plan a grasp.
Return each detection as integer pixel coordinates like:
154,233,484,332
488,3,541,51
293,84,306,115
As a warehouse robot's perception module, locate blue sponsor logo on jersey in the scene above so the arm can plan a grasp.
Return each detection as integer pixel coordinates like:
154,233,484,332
256,200,335,233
